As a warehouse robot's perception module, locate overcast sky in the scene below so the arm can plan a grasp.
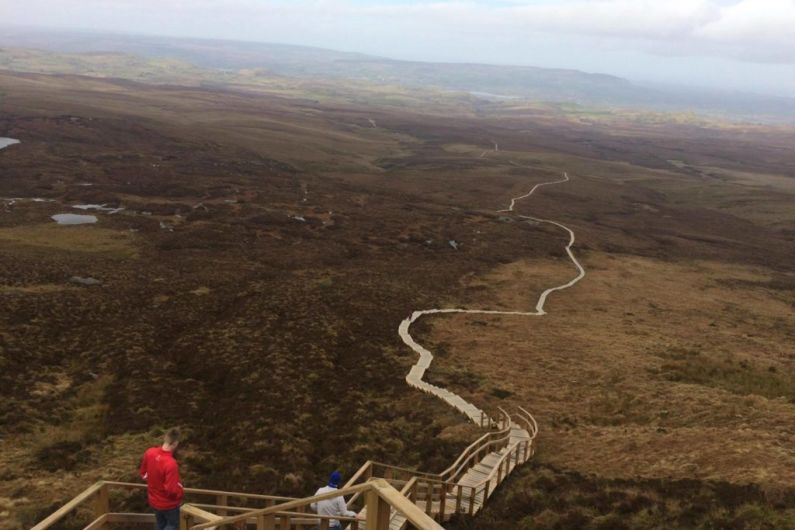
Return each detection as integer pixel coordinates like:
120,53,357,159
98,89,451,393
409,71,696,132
2,0,794,96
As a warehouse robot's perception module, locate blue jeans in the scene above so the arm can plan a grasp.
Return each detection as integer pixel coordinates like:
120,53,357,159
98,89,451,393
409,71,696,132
154,506,180,530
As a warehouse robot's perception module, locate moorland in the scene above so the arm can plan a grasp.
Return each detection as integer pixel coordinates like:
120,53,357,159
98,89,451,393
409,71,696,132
0,42,793,529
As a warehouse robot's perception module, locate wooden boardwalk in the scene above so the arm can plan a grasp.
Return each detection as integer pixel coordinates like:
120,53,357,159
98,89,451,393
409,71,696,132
31,170,581,530
382,421,532,530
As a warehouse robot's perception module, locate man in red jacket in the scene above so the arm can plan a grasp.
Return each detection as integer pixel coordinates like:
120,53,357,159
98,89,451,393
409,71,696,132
139,428,184,530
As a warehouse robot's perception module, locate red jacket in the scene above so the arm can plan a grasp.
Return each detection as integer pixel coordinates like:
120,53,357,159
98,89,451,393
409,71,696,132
139,447,184,510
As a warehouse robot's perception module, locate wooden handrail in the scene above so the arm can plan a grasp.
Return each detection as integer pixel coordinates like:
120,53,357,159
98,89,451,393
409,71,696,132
358,429,511,494
260,510,361,522
517,406,539,439
101,480,297,502
514,415,535,441
191,483,373,529
344,460,377,508
369,462,449,481
440,413,512,480
443,429,513,483
30,481,105,530
82,514,108,530
344,460,374,488
188,503,362,524
343,410,512,513
439,431,492,476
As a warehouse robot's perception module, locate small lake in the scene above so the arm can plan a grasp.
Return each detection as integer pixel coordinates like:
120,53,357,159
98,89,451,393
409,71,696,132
51,213,98,225
0,138,20,150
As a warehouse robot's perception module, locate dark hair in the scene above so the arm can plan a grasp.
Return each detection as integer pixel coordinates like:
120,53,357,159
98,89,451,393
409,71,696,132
164,428,181,445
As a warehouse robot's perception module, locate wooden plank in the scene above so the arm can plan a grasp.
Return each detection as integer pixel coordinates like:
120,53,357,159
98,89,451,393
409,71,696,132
467,465,491,476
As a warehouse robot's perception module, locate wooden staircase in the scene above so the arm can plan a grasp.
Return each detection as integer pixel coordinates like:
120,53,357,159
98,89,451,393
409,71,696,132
346,407,537,530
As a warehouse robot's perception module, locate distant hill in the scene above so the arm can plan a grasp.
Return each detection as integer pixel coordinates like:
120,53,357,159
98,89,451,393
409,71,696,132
1,27,794,122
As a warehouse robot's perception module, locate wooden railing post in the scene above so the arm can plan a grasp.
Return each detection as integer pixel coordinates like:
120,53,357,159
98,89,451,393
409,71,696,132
92,483,109,530
217,494,228,517
279,514,290,530
438,483,446,522
258,514,276,530
320,519,330,530
455,485,463,514
425,482,433,515
468,487,476,516
365,488,390,530
180,513,194,530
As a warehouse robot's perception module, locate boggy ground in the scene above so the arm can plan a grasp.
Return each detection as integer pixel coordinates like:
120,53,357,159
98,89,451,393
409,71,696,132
0,71,555,528
0,67,793,530
420,151,795,527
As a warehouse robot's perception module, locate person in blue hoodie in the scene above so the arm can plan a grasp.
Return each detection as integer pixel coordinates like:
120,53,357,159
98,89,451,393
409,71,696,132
310,471,360,530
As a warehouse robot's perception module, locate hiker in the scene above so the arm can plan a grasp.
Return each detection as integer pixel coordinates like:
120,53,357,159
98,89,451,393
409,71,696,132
310,471,360,530
139,428,185,530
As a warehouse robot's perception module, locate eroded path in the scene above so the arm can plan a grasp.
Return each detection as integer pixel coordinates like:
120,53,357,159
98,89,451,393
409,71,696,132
399,172,585,424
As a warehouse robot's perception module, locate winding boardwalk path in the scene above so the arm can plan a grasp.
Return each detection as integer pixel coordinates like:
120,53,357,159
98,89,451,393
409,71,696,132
399,171,585,424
